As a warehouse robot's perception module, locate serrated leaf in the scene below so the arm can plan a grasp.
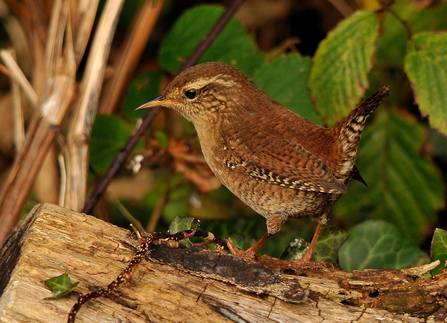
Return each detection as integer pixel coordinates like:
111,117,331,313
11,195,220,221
90,115,143,174
430,228,447,275
333,109,444,244
159,5,264,76
169,216,194,248
251,54,323,125
313,227,349,265
339,220,426,272
310,11,379,127
404,31,447,135
123,71,162,120
44,274,79,300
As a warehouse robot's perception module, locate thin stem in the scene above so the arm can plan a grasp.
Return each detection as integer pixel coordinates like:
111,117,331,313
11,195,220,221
377,0,412,41
111,194,145,233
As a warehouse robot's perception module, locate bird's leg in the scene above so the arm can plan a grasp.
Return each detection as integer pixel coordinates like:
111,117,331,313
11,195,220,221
227,214,280,260
227,232,272,260
294,221,323,263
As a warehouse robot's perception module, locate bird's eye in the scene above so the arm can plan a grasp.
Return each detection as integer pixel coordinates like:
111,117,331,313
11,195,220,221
185,89,197,99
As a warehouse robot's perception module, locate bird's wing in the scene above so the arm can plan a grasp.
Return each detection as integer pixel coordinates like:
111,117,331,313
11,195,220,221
214,121,347,195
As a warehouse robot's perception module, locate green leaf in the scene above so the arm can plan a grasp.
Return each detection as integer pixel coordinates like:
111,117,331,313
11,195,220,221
169,216,194,233
313,227,349,265
408,2,447,33
123,71,163,120
333,109,445,244
404,31,447,135
44,273,79,300
159,5,265,76
309,11,379,127
143,173,193,227
430,228,447,276
90,115,143,174
251,54,323,125
169,216,194,248
339,220,426,272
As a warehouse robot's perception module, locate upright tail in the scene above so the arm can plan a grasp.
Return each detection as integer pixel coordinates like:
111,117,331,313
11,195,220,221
330,86,391,182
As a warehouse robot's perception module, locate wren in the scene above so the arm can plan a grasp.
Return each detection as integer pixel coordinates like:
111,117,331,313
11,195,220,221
136,61,390,262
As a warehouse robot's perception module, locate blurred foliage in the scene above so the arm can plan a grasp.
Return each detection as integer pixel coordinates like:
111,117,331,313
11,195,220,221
159,5,265,75
251,55,323,125
339,220,429,272
123,71,164,120
90,115,144,174
88,2,447,272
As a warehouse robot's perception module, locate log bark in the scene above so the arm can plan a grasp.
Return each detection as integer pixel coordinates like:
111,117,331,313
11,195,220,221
0,203,446,322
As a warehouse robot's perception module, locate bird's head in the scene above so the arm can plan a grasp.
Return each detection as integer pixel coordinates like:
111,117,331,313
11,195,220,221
135,62,259,127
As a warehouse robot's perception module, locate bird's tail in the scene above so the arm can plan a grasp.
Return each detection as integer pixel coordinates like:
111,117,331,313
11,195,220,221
330,86,391,181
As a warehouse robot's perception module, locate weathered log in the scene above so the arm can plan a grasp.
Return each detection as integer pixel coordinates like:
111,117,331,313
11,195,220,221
0,203,445,322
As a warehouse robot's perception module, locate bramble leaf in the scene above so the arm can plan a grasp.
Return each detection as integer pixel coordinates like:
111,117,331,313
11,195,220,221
310,11,379,127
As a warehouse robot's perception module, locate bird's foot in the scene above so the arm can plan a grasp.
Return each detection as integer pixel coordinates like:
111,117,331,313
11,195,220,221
226,237,257,260
290,248,334,268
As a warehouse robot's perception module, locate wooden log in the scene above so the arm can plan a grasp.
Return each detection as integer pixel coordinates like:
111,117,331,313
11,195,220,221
0,203,445,322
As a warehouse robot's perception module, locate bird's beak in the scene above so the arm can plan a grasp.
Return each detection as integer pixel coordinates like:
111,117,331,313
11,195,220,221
134,95,174,111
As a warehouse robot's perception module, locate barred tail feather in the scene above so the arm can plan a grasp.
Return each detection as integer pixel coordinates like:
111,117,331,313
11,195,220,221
330,86,391,180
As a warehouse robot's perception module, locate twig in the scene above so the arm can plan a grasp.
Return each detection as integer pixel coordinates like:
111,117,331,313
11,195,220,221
0,49,38,106
147,187,170,233
377,0,412,41
111,195,145,233
99,0,165,114
8,50,25,152
72,0,101,65
325,0,354,18
57,153,67,207
82,0,247,214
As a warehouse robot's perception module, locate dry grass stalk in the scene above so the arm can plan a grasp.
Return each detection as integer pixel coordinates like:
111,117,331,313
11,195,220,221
6,50,25,152
64,0,126,210
0,49,37,105
0,0,105,245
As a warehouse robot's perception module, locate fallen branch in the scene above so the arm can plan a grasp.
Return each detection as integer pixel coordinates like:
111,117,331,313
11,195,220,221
0,203,445,322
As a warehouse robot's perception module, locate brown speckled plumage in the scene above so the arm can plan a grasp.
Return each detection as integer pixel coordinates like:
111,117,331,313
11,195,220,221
137,62,390,261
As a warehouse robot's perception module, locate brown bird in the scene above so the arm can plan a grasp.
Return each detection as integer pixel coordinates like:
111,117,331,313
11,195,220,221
136,62,390,262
